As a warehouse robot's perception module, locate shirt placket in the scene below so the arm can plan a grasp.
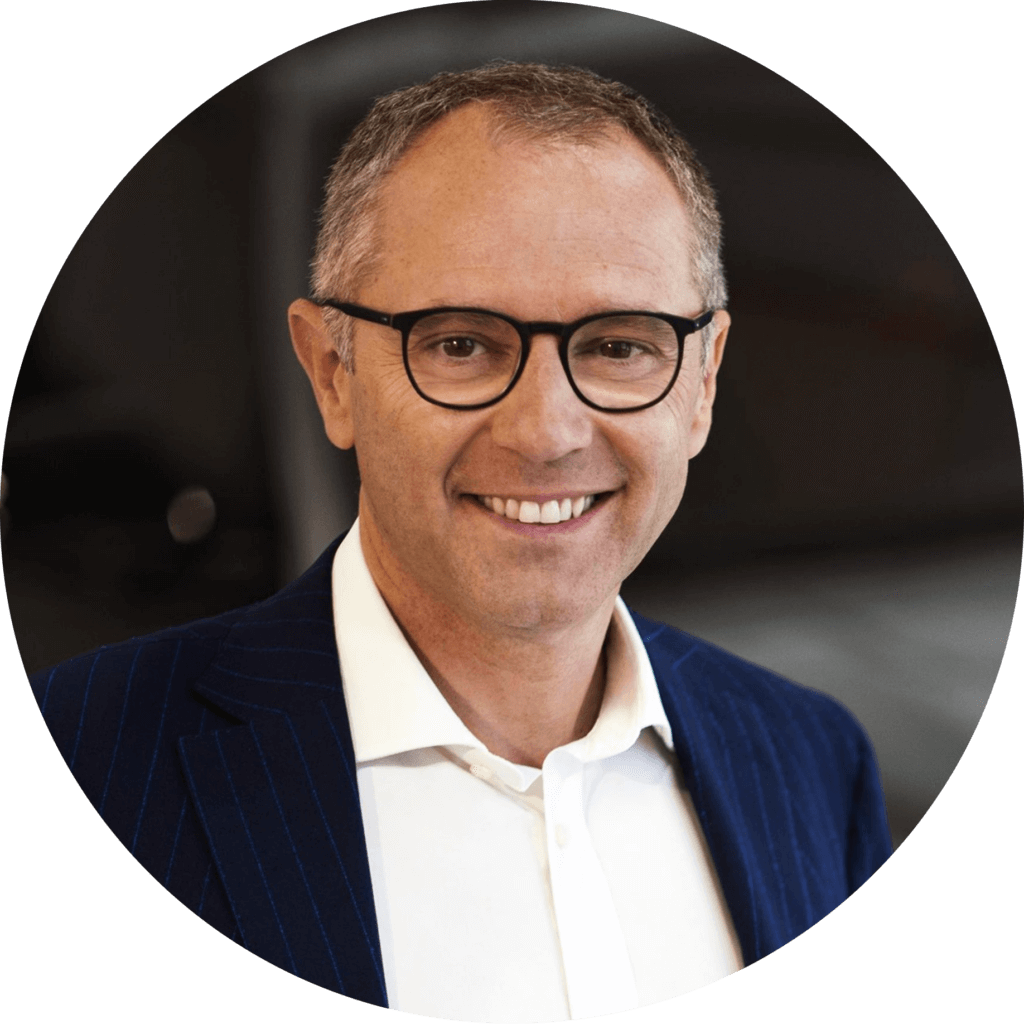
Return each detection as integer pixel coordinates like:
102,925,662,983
543,748,639,1019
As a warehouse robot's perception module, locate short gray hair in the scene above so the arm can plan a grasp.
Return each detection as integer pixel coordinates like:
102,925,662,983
310,61,727,368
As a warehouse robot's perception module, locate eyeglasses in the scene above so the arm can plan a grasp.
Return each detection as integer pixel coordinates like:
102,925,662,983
319,301,715,413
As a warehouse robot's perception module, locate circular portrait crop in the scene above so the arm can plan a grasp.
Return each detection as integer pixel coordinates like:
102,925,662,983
4,3,1020,1022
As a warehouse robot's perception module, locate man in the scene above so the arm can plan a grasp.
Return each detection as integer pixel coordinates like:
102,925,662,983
30,63,890,1020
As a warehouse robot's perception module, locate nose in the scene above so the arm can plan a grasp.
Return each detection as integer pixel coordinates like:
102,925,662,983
488,334,594,462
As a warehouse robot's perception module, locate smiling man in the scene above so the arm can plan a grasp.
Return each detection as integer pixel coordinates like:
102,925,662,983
291,99,724,772
31,63,891,1021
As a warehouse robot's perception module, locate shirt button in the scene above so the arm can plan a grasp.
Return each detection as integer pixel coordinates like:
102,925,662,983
469,762,493,782
554,823,571,848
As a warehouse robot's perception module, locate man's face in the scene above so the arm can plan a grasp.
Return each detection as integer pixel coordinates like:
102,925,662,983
296,105,727,634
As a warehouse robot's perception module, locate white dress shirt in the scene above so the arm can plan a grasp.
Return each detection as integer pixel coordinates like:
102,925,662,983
332,522,742,1022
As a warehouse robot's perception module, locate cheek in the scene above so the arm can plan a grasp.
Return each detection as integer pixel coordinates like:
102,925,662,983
646,447,689,523
351,384,420,504
622,410,693,528
359,360,414,429
351,379,479,506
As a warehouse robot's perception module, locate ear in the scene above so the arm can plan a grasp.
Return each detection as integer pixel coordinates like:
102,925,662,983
687,309,730,459
288,298,355,450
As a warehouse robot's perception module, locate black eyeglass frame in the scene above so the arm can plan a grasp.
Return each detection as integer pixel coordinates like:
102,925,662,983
319,300,716,413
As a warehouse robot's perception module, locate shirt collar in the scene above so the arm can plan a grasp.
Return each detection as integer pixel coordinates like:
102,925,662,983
332,519,673,774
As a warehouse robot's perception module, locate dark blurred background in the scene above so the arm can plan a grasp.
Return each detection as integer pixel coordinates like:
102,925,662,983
3,2,1019,848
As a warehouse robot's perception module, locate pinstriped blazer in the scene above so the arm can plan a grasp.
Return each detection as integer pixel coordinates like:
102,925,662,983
29,535,891,1006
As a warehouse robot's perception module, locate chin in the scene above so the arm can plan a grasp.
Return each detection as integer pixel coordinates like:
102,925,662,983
469,575,614,633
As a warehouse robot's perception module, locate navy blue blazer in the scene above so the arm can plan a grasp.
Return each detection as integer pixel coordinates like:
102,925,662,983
30,536,891,1005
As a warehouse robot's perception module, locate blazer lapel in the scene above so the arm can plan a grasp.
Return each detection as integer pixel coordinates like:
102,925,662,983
177,540,387,1006
635,611,778,968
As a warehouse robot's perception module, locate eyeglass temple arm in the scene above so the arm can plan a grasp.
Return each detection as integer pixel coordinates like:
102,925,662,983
321,300,394,328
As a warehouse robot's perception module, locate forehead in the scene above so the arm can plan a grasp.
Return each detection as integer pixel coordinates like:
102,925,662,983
365,105,698,314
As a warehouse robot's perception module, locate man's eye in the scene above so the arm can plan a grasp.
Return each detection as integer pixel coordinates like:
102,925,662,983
438,336,481,358
597,339,643,359
572,336,652,362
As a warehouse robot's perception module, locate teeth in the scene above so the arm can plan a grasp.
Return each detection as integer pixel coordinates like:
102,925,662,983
540,500,561,524
519,500,541,523
480,493,601,523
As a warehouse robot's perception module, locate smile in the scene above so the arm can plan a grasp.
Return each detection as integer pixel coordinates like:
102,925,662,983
473,493,603,524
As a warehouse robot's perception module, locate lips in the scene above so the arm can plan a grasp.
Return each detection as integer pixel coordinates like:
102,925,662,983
474,493,601,524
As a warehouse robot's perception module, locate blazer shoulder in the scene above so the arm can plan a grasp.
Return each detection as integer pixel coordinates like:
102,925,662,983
631,608,892,892
28,529,342,725
631,607,870,748
27,604,265,773
27,533,342,773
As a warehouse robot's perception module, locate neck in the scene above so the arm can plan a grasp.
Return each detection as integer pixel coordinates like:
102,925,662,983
360,522,616,769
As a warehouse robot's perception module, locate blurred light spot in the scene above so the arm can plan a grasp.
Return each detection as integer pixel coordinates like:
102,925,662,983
0,471,8,506
167,486,216,544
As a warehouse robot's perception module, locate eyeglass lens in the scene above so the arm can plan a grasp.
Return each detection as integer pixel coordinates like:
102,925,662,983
406,312,681,409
